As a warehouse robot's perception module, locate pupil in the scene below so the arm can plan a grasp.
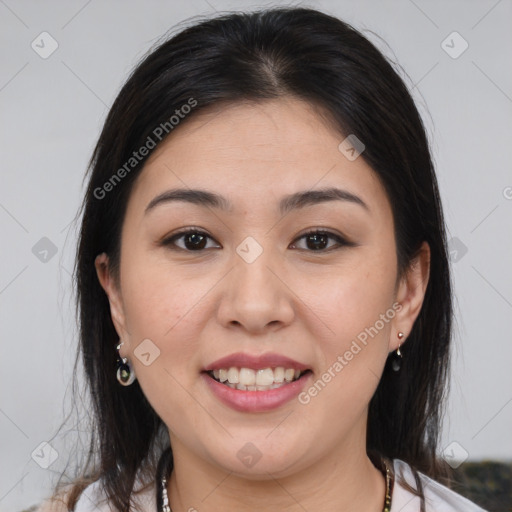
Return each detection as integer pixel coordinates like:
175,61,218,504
185,233,206,250
307,233,327,250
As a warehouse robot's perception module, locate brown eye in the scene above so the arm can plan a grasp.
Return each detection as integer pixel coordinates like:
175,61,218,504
290,230,353,252
162,230,220,251
162,228,353,253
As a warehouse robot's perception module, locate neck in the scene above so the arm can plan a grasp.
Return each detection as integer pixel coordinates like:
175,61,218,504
167,420,385,512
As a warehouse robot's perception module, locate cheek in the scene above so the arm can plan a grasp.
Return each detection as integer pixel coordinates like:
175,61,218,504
305,249,396,369
121,243,202,331
299,267,395,424
119,253,210,376
319,253,395,318
120,263,210,422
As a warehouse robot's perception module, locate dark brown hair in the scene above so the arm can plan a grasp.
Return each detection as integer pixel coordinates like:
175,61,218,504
49,6,453,510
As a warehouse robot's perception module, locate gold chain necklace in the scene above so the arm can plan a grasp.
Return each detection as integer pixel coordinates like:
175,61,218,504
160,459,393,512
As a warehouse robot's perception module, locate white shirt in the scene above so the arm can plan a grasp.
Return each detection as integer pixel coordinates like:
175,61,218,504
41,458,487,512
391,459,487,511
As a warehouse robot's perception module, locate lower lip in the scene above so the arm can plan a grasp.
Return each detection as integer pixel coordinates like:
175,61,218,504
202,372,312,412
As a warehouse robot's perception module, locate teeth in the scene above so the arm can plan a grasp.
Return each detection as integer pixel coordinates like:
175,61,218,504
209,366,307,390
239,368,256,386
256,368,274,386
284,369,295,382
274,367,285,383
227,367,239,384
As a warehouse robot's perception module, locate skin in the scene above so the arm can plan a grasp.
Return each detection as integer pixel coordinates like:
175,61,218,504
96,96,430,512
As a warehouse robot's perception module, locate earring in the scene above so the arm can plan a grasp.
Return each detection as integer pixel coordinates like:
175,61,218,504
392,332,404,372
116,341,136,386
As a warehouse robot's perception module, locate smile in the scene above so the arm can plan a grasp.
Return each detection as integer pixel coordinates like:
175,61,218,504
207,367,310,391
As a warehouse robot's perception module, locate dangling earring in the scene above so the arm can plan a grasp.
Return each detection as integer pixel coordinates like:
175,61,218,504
392,332,404,372
116,341,136,386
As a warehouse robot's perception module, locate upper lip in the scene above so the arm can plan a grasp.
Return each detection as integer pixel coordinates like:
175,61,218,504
203,352,310,372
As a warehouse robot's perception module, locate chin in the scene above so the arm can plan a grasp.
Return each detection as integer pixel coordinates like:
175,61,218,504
203,434,312,479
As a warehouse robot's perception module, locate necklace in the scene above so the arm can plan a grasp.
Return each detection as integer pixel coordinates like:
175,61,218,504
158,457,394,512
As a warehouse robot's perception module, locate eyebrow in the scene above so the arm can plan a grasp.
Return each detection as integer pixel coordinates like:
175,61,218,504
145,187,370,216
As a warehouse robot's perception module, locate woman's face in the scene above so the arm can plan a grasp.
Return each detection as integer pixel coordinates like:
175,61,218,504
96,97,428,478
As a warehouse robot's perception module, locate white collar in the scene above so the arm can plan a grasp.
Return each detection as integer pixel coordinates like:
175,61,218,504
391,459,487,511
74,458,486,511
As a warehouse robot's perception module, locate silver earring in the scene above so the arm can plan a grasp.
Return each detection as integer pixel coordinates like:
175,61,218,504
116,341,136,386
392,332,404,372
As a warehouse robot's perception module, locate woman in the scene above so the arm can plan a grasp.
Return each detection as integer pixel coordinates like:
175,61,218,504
38,7,486,512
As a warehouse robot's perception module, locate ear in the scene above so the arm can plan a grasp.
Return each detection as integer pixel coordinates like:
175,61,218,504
390,241,430,351
95,253,129,342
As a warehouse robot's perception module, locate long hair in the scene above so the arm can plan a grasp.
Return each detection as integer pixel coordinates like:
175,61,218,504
50,7,453,510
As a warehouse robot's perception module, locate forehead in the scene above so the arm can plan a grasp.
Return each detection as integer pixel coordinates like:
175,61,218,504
145,97,343,167
127,97,390,216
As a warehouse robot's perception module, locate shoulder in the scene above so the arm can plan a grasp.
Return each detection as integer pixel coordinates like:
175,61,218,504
67,479,111,512
34,485,74,512
33,481,110,512
34,498,68,512
37,477,157,512
34,488,73,512
391,459,488,512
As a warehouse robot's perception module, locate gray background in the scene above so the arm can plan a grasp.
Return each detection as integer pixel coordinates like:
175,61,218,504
1,0,511,509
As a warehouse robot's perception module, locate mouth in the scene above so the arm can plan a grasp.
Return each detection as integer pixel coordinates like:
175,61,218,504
201,352,312,411
205,367,312,391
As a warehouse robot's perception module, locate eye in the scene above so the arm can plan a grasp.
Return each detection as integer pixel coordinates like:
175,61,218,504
289,229,353,252
161,229,220,251
161,228,353,253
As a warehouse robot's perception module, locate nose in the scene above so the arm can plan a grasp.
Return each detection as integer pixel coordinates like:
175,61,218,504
216,248,295,334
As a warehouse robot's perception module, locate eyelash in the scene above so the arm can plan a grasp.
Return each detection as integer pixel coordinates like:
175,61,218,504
161,227,354,253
